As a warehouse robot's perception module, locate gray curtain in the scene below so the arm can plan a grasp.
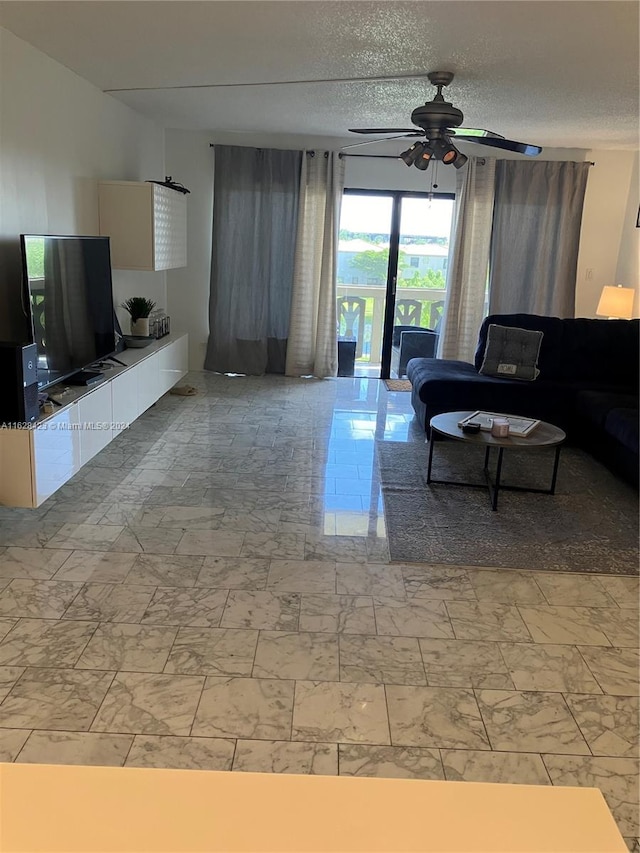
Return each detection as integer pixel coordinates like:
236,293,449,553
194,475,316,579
489,160,590,317
286,151,345,378
204,145,302,375
439,157,496,362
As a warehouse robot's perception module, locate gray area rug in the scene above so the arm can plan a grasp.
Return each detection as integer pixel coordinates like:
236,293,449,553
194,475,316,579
377,439,639,575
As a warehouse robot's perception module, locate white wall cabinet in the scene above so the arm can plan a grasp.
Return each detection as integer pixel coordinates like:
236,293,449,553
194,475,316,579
33,405,82,506
158,336,189,395
98,180,187,271
78,384,113,465
136,353,161,415
111,369,139,435
0,334,188,508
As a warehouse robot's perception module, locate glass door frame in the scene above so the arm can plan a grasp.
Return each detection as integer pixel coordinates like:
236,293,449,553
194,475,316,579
341,188,455,380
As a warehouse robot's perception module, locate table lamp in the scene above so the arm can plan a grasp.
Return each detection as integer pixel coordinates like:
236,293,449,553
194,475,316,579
596,285,634,319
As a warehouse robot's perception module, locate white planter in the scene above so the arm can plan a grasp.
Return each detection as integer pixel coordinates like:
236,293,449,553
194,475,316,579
131,318,150,337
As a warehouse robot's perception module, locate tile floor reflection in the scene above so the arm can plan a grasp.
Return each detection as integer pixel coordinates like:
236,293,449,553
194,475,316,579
0,373,637,846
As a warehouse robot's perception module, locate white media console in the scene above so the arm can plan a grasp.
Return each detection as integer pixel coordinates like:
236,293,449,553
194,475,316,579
0,334,189,508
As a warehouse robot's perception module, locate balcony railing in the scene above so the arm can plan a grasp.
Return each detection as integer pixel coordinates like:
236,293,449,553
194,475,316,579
337,283,446,373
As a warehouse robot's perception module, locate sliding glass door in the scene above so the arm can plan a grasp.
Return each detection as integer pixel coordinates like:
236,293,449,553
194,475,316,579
337,193,393,377
337,189,454,379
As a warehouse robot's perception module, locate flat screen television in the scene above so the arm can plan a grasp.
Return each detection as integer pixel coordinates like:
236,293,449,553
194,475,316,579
20,234,116,389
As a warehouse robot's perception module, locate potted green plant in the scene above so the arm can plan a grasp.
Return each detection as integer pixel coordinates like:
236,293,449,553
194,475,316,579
121,297,156,337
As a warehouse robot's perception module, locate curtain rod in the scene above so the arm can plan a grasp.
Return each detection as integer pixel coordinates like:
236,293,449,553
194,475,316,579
208,144,595,165
342,154,596,164
341,154,400,159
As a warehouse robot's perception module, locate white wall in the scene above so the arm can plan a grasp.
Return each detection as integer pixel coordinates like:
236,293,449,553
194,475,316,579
576,149,639,318
345,155,456,193
164,130,214,369
0,27,166,340
614,151,639,315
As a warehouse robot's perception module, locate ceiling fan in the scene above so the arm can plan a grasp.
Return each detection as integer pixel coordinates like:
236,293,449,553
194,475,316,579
347,71,542,170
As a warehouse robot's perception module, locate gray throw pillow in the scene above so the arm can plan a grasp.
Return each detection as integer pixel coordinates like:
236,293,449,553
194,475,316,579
479,324,544,381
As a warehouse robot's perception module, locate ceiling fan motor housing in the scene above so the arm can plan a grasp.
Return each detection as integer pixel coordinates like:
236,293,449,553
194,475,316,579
410,101,464,132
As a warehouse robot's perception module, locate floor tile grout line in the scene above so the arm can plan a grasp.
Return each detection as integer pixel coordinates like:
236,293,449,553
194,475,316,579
289,679,297,742
560,690,596,757
120,732,138,767
250,629,262,679
9,728,34,763
84,669,118,734
0,665,29,708
494,641,518,690
382,683,393,748
574,645,618,698
159,621,184,674
183,673,208,739
471,686,494,751
441,599,461,641
229,737,239,770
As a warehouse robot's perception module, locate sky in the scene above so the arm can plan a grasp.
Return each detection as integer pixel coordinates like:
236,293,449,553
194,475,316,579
339,195,454,238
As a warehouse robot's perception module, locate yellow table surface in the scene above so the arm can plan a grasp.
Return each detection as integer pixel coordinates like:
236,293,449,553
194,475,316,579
0,762,627,853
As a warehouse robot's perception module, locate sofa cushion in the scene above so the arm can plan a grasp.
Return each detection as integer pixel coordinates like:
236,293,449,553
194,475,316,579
479,324,543,381
555,318,639,387
605,408,639,453
575,389,639,429
475,314,565,379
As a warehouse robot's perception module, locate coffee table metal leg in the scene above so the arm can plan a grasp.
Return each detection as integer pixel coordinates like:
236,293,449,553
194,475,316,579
484,446,491,471
427,435,435,484
492,448,505,511
550,445,562,494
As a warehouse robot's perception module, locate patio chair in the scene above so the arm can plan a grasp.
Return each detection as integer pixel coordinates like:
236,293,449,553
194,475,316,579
391,323,438,378
430,300,445,332
337,296,366,359
394,299,423,327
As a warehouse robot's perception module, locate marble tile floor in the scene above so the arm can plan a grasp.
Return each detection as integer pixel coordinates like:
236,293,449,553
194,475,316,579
0,373,637,847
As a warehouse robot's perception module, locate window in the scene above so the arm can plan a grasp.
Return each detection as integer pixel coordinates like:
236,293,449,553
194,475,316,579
409,257,420,268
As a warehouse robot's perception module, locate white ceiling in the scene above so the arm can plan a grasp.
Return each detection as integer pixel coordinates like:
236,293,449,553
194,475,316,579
1,1,638,151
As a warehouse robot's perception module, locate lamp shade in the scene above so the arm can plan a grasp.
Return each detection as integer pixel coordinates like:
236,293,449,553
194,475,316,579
596,285,634,319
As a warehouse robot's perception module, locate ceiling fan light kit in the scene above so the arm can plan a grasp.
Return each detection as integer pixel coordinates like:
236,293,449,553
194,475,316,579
399,141,429,167
349,71,542,170
399,137,468,171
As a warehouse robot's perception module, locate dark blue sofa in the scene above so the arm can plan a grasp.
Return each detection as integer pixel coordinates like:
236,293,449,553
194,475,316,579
406,313,639,486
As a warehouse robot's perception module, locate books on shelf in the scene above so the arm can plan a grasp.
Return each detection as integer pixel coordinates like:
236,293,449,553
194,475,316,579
457,411,541,437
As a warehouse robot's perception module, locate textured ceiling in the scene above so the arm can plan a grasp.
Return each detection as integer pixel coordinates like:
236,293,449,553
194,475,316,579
1,1,638,149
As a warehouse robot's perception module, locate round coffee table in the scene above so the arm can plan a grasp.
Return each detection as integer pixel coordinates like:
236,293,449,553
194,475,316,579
427,411,566,511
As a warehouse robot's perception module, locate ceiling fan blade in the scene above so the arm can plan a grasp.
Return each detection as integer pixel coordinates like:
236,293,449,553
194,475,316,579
341,134,422,150
453,135,542,156
348,128,422,135
450,128,505,140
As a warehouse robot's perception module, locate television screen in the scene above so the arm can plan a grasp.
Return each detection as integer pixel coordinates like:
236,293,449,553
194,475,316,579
20,235,116,388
